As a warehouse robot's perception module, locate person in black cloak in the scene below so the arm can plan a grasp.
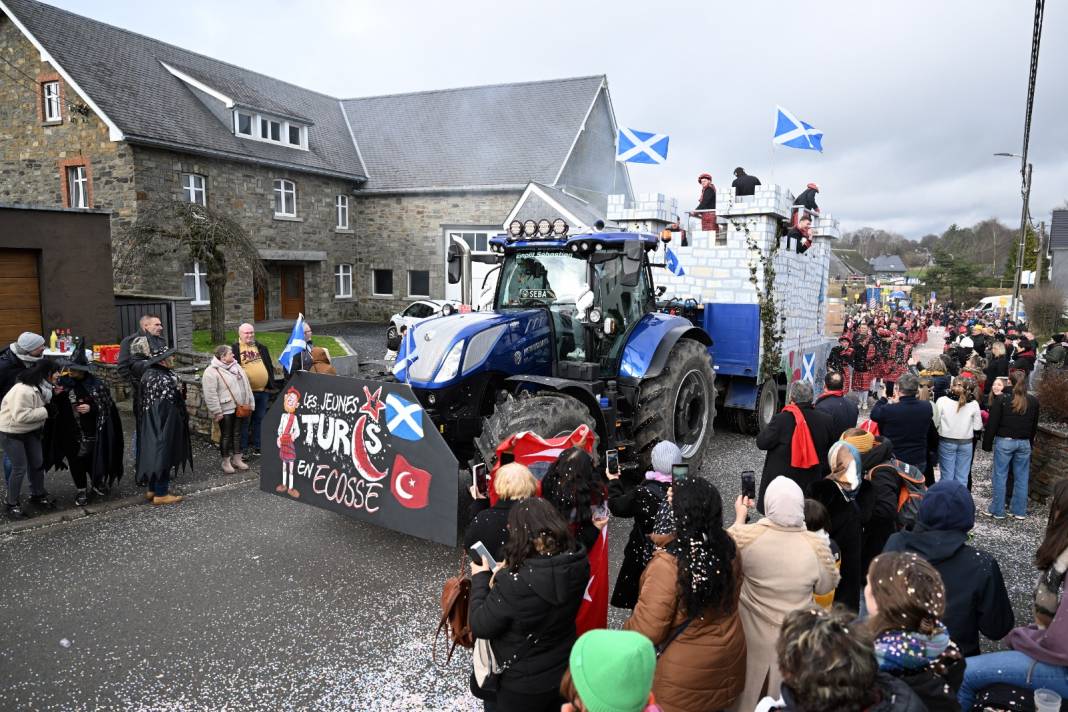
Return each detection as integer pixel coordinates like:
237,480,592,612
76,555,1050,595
49,341,124,506
136,345,193,505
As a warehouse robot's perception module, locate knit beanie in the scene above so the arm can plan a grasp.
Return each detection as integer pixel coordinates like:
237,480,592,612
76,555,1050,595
15,332,45,353
569,629,655,712
650,440,682,476
842,430,874,454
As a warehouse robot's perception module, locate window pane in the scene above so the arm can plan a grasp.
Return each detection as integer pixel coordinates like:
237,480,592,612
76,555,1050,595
335,272,343,296
289,125,301,145
409,270,430,296
198,275,209,302
260,118,269,139
237,113,252,134
373,269,393,295
476,234,488,251
270,121,281,142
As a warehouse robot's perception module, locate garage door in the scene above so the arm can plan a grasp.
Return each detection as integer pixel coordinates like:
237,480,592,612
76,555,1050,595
0,250,42,347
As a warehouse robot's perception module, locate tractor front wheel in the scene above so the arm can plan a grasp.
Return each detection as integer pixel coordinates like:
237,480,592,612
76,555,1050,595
475,391,598,467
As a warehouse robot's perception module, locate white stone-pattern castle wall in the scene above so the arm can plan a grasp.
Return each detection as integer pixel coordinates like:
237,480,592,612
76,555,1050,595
609,184,841,376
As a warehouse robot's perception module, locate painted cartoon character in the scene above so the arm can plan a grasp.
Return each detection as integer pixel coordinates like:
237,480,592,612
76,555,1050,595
276,386,301,498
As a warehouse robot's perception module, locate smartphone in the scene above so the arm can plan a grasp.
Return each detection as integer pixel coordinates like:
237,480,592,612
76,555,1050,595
591,501,610,520
471,463,488,496
605,449,620,477
741,470,756,500
469,540,497,570
671,463,689,481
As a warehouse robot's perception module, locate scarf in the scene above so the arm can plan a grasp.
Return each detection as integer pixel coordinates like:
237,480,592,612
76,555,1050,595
38,381,54,404
873,626,951,673
782,403,818,469
827,441,862,501
816,389,845,402
211,356,244,377
764,476,805,528
644,470,672,484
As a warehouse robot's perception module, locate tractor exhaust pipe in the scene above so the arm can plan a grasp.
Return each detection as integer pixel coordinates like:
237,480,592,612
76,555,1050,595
447,234,473,306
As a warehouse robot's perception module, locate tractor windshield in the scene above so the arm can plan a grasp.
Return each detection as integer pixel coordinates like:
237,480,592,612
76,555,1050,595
497,251,588,307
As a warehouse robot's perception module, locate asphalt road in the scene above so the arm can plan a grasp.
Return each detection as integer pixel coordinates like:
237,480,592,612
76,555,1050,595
0,325,1049,711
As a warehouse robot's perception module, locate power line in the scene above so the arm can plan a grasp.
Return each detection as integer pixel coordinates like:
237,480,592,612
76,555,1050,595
0,54,92,118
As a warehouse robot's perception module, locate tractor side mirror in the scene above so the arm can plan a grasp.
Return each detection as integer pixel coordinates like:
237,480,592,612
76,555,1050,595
447,241,463,284
656,285,667,297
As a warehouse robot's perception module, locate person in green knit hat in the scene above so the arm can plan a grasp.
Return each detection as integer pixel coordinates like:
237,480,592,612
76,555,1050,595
559,629,660,712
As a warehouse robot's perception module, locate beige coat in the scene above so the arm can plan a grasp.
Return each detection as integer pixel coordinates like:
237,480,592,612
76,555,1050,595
0,382,49,434
727,519,840,712
201,360,254,417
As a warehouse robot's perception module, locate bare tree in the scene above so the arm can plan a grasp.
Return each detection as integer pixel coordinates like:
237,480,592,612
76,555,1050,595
116,200,266,344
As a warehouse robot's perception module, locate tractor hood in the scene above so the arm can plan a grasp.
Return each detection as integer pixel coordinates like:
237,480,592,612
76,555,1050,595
402,309,553,388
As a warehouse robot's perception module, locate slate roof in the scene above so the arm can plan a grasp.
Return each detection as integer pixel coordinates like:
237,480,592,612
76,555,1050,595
509,183,612,232
830,249,871,277
1051,210,1068,250
341,76,606,192
869,254,907,272
1,0,366,180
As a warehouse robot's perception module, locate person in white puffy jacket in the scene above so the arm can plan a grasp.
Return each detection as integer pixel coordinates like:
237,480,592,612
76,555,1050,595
201,345,254,474
934,377,983,486
0,359,61,519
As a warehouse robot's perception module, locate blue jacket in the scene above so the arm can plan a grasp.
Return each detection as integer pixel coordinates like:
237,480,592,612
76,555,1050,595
870,396,933,471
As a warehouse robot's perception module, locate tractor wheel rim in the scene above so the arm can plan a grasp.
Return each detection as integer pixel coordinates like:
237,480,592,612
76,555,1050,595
760,385,777,424
673,369,709,458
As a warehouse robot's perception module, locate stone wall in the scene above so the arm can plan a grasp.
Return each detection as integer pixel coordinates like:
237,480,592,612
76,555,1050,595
1031,424,1067,503
0,15,136,224
130,146,361,328
353,191,520,321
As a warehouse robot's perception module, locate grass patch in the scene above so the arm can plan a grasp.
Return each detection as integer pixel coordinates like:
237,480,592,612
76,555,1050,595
192,330,346,357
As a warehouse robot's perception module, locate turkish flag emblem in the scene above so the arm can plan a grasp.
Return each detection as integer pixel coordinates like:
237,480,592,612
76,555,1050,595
390,453,431,509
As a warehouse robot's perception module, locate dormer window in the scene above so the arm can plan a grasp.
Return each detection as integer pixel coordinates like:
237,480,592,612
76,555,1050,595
232,109,306,149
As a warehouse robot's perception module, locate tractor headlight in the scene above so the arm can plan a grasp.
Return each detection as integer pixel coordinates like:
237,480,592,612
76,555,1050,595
434,339,465,383
537,219,551,237
523,220,537,237
588,308,602,323
552,219,568,236
509,220,523,237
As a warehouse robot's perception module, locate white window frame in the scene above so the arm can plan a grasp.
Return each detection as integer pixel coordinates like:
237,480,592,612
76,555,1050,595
335,195,349,229
334,263,353,298
43,81,61,122
273,179,297,217
448,230,493,253
232,109,306,150
184,260,210,305
372,269,393,297
181,173,206,206
67,165,88,208
408,270,431,298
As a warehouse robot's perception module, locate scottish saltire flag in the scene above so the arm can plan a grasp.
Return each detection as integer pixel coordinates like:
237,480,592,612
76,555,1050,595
616,128,669,164
385,393,425,441
277,313,307,373
665,247,685,276
391,325,419,382
773,106,824,152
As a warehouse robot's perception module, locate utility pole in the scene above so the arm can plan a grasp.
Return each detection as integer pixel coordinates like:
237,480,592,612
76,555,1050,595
992,223,998,276
1011,163,1032,315
1035,220,1045,287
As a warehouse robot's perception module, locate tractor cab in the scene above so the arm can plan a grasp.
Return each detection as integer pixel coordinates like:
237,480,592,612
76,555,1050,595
488,224,659,379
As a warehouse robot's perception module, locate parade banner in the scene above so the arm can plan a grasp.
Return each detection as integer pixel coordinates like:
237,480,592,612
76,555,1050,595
260,372,458,546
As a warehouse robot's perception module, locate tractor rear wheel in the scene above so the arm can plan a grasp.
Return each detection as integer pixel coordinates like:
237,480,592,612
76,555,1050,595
475,391,599,467
632,339,716,470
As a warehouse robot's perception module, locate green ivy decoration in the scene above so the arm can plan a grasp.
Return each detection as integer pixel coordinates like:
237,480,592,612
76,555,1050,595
733,218,786,382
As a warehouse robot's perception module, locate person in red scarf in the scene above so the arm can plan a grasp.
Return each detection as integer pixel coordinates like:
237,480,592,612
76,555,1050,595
756,380,836,512
815,371,860,441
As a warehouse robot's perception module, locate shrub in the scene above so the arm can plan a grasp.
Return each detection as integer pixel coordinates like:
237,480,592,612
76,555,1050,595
1023,285,1066,339
1037,369,1068,424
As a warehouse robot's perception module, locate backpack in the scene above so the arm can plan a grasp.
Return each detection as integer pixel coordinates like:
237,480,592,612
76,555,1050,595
1045,343,1066,367
434,554,474,664
869,458,927,530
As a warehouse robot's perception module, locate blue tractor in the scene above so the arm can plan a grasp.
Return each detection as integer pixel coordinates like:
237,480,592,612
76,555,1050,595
390,222,717,472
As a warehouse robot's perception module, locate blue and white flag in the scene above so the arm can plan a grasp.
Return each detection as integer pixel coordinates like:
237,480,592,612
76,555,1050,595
773,106,824,152
616,128,669,164
391,324,419,382
277,313,307,373
385,392,424,441
665,247,685,277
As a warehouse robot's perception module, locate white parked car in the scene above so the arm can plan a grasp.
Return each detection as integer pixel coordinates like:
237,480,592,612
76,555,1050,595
386,299,462,349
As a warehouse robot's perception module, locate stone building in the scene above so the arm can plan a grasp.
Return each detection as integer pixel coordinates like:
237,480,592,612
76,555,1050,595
0,0,631,328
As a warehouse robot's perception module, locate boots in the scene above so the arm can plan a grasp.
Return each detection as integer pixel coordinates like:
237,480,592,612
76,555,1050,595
152,494,184,505
221,456,236,474
231,453,250,471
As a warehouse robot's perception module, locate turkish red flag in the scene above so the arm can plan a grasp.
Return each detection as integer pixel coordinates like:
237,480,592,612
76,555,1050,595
575,525,609,635
390,453,431,509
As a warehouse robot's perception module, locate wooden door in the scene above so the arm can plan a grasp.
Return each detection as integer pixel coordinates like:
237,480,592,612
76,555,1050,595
280,266,304,319
0,250,42,346
254,284,266,322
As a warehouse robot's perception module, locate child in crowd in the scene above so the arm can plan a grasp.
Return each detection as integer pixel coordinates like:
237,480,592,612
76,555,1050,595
559,629,661,712
804,499,841,609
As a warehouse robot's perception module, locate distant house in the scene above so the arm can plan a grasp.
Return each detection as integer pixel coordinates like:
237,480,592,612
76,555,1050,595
869,254,908,278
1050,209,1068,295
829,249,872,281
0,0,631,327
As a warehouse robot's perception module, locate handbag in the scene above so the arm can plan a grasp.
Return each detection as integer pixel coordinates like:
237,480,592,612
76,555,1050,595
656,617,694,658
433,553,474,665
473,633,538,693
216,367,253,418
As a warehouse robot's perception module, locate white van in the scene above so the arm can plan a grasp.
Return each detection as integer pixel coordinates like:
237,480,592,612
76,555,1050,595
974,295,1026,320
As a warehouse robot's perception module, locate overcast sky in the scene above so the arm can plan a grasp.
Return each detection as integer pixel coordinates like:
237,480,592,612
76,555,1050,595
49,0,1068,239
